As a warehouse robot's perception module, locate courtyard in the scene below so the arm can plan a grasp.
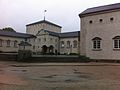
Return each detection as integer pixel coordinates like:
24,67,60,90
0,61,120,90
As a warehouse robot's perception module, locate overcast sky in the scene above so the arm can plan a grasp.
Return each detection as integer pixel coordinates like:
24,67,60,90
0,0,120,33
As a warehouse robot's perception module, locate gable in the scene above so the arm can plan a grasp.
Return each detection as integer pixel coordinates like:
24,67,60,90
36,30,49,36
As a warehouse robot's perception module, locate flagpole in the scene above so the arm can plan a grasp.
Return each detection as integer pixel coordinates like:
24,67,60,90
44,10,47,21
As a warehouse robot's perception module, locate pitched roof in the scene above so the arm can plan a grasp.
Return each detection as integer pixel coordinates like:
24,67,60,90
60,31,80,38
0,30,36,38
26,20,62,28
44,30,60,37
79,3,120,17
36,29,80,38
18,41,32,46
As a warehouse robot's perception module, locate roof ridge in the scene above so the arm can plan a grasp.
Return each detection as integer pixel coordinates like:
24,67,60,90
79,3,120,17
26,20,62,28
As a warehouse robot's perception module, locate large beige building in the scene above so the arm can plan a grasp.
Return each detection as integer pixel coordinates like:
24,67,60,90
79,3,120,60
0,20,80,54
26,20,80,54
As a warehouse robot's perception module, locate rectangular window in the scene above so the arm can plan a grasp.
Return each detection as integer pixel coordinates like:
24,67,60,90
7,40,10,47
44,38,46,42
61,41,64,48
14,41,17,48
93,40,101,49
0,39,3,47
114,39,120,49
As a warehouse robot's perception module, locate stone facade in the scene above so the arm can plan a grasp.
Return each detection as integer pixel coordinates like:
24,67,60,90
0,20,80,54
26,20,62,35
79,3,120,60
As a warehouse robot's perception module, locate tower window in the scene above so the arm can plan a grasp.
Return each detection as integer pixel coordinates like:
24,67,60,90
110,17,114,21
89,20,93,24
99,19,103,22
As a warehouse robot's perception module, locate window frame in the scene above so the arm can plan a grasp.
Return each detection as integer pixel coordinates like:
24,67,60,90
0,39,3,47
67,41,71,48
61,41,65,48
92,37,102,51
6,40,11,47
73,40,77,48
113,36,120,49
14,40,18,48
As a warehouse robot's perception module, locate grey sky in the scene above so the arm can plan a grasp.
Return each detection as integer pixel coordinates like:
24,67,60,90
0,0,120,32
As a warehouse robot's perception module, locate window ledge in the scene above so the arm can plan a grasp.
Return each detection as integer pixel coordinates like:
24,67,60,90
113,49,120,51
92,49,102,51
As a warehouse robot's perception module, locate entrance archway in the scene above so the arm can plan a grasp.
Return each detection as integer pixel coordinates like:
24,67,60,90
42,45,47,54
49,45,54,53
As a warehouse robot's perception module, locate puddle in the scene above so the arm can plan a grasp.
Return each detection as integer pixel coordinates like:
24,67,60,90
11,70,27,72
29,73,93,83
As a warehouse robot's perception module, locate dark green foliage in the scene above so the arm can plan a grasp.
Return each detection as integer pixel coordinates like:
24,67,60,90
17,50,32,62
79,55,90,62
2,27,16,32
69,53,78,55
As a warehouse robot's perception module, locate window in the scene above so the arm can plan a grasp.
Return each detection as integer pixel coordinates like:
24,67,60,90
6,40,10,47
38,38,41,42
110,17,114,21
113,36,120,49
33,45,35,50
50,38,52,41
14,40,17,48
99,19,103,22
73,40,77,48
67,41,71,48
0,39,3,47
61,41,64,48
33,38,36,42
89,20,93,24
44,38,46,42
55,39,57,42
92,37,102,50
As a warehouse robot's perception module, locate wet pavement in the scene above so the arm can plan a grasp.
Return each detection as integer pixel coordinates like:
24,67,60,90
0,61,120,90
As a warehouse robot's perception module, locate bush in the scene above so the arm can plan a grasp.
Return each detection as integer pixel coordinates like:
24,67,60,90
69,53,78,55
79,55,90,62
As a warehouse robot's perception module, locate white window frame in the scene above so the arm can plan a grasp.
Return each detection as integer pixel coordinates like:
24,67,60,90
113,39,120,49
92,37,102,50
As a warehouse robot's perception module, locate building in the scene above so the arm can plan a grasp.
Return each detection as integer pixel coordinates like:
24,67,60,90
0,20,80,54
26,20,80,54
79,3,120,60
0,30,35,53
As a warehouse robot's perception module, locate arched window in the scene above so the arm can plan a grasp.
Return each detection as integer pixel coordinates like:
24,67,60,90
67,41,70,48
73,40,77,48
0,39,3,47
6,40,10,47
14,40,18,48
61,41,64,48
113,36,120,49
92,37,102,50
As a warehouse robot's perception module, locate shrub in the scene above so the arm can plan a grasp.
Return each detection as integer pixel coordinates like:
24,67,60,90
79,55,90,62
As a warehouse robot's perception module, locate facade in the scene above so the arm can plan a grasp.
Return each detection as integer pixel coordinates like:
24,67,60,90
79,3,120,60
0,31,35,53
26,20,62,35
26,20,80,54
0,20,80,54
